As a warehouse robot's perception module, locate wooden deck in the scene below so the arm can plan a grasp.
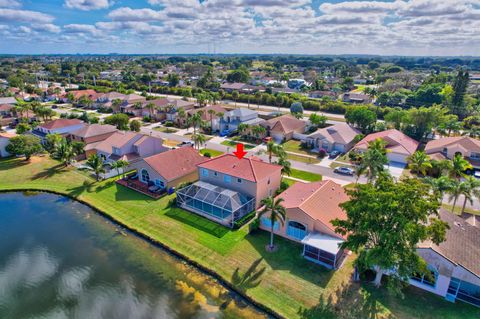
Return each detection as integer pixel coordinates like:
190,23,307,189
116,178,164,199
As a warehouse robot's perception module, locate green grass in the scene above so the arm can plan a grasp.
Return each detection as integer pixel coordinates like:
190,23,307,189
221,140,255,149
282,177,297,187
282,140,317,157
199,148,224,157
286,153,321,164
153,126,179,133
441,203,480,216
289,168,322,182
0,156,479,319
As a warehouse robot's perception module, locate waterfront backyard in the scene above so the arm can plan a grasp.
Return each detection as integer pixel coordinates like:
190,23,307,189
0,156,479,319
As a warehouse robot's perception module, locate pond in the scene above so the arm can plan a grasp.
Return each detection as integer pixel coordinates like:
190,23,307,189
0,192,269,319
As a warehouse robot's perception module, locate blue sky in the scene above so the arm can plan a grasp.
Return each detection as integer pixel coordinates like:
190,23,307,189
0,0,479,55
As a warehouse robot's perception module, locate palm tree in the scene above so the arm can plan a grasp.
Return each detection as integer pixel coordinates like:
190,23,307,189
86,154,105,182
177,107,186,127
232,91,239,107
53,140,76,167
447,179,463,213
111,160,129,179
459,176,480,214
189,112,203,135
191,133,206,150
449,153,472,180
356,138,388,182
237,123,250,138
112,98,123,113
407,151,432,176
208,109,217,133
258,196,286,251
251,125,266,142
424,176,454,204
145,102,156,118
265,140,286,164
276,154,291,176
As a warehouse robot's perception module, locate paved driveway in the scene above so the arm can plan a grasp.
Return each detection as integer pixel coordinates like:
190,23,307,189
387,162,406,179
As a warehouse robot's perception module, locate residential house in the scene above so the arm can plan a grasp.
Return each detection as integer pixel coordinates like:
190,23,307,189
94,131,167,164
411,209,480,308
342,93,372,104
306,123,361,153
69,124,118,158
354,129,419,165
0,104,13,117
176,154,282,227
220,82,247,92
259,180,349,269
31,119,85,143
308,91,337,99
219,108,265,134
64,89,98,104
271,87,299,95
288,78,307,90
0,132,14,157
95,92,127,109
119,94,147,113
186,104,226,132
131,147,207,190
165,99,195,122
0,97,17,105
260,114,306,142
424,136,480,169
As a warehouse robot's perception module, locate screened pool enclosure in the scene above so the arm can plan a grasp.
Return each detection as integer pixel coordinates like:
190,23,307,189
176,181,256,227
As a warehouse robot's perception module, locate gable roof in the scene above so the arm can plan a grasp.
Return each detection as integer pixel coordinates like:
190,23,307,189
262,114,306,134
355,129,419,155
68,89,98,100
418,209,480,278
198,154,282,182
100,92,127,100
226,108,257,118
425,136,480,154
277,180,348,237
40,118,84,130
0,97,17,105
187,104,226,121
70,124,117,138
0,104,13,112
94,131,139,153
308,123,360,145
143,147,207,182
220,82,246,90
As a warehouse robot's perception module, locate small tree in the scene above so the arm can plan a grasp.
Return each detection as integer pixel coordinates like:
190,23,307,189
111,160,129,179
333,174,448,289
356,138,389,182
290,102,303,117
6,135,43,161
44,133,64,153
265,140,286,164
86,154,105,182
448,153,472,180
407,151,432,176
15,122,31,134
104,113,129,130
53,139,76,166
191,133,206,149
129,119,141,132
309,113,327,129
258,196,286,251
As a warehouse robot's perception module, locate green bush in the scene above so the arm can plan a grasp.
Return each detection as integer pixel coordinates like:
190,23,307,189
203,152,211,158
233,211,256,229
249,218,260,233
164,121,174,127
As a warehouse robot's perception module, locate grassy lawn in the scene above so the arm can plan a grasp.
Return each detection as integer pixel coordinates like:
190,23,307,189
441,203,480,216
184,132,213,141
282,140,317,157
153,126,179,133
286,153,321,164
282,177,297,187
0,156,479,319
199,148,224,157
221,140,256,150
330,162,355,169
289,168,322,182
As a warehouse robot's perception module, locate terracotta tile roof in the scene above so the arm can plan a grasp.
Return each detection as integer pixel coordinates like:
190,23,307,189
144,147,207,182
0,104,13,112
94,131,139,154
355,129,419,155
70,124,117,138
425,136,480,154
262,114,306,135
220,82,246,90
0,132,15,138
39,119,84,130
69,89,98,100
418,209,480,278
308,123,360,145
198,154,282,182
276,180,348,238
187,105,226,121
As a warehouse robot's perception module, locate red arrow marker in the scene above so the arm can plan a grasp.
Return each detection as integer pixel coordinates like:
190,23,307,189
233,143,247,159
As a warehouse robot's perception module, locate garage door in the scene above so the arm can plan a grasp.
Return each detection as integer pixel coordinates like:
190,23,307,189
388,152,407,164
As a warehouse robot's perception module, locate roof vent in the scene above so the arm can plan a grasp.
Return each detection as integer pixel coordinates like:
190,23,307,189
454,221,462,227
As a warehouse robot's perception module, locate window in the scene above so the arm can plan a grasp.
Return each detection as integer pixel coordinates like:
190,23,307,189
287,221,307,240
155,179,165,188
261,217,279,231
214,172,218,176
113,147,120,155
201,168,209,177
237,178,242,183
141,169,150,183
224,175,231,183
471,152,480,160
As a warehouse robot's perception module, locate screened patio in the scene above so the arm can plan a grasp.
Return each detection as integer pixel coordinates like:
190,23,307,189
176,181,256,227
301,233,346,269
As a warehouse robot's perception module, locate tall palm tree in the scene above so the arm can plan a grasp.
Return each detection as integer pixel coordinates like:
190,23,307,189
356,138,388,182
177,107,186,127
112,98,123,113
252,125,266,142
191,133,206,150
258,197,286,250
111,160,129,179
208,109,216,133
145,102,156,118
189,112,203,135
53,140,76,167
447,179,463,213
407,151,432,176
276,154,291,176
86,154,105,182
459,176,480,214
237,123,250,138
232,91,239,107
265,140,286,164
449,153,472,180
424,176,454,204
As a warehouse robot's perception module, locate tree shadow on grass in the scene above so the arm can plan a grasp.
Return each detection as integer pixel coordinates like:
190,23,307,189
245,230,335,288
114,184,156,203
164,208,230,238
0,157,30,171
31,163,68,180
67,180,95,197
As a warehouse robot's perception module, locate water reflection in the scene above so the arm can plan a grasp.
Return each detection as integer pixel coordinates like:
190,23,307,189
0,193,268,319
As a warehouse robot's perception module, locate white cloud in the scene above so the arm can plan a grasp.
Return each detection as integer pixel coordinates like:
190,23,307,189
31,23,62,33
64,23,100,34
108,7,164,21
65,0,112,11
0,8,54,23
0,0,21,8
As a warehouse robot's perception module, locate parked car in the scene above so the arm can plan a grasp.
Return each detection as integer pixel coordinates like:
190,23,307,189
334,166,354,176
329,150,340,159
177,141,194,147
474,171,480,179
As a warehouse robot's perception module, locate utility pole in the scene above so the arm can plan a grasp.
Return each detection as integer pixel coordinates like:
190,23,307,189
93,75,96,86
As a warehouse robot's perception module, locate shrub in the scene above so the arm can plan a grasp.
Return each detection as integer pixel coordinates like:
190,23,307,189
164,121,174,127
249,218,260,233
318,149,327,158
203,152,211,158
233,211,256,229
